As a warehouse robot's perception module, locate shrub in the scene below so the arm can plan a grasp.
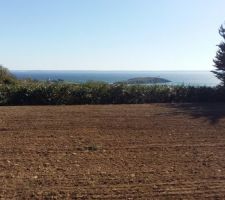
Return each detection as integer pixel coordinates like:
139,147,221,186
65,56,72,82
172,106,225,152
0,80,224,105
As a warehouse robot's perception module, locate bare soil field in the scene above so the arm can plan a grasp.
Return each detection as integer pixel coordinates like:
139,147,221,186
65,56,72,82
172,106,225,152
0,104,225,199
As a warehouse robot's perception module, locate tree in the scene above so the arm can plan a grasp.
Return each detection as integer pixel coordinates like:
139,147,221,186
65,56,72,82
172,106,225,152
0,65,16,84
212,24,225,86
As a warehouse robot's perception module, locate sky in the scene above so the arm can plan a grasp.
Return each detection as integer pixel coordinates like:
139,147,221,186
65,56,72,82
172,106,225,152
1,0,225,71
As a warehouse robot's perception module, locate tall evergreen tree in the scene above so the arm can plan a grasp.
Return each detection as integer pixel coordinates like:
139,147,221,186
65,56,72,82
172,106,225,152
212,24,225,86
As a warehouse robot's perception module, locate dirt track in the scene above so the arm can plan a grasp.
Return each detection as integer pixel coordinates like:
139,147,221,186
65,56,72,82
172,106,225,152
0,104,225,199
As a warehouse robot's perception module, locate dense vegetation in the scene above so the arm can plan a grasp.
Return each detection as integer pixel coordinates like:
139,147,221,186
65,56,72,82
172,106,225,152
0,66,17,85
0,79,225,105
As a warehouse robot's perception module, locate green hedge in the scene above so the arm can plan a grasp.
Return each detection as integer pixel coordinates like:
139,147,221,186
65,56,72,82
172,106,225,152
0,81,224,105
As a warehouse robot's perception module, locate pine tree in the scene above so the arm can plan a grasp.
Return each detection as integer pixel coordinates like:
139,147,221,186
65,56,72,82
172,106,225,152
212,24,225,86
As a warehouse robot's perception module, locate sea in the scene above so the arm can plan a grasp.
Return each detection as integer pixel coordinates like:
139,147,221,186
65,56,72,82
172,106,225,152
11,70,220,87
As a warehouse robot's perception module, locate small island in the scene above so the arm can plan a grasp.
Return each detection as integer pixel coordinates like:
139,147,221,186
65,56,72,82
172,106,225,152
115,77,171,84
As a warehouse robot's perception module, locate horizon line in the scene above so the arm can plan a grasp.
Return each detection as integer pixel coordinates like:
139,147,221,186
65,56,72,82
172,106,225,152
10,69,213,72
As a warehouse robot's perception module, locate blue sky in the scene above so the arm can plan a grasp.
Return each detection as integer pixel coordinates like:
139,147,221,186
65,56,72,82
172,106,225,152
1,0,225,70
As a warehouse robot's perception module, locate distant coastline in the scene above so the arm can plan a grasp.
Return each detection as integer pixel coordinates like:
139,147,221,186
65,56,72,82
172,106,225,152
11,70,219,87
115,77,171,84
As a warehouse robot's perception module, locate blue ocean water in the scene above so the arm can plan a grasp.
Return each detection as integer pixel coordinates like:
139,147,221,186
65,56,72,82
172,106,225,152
12,70,220,87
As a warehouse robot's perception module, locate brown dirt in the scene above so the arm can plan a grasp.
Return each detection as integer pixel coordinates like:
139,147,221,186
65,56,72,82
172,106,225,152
0,104,225,199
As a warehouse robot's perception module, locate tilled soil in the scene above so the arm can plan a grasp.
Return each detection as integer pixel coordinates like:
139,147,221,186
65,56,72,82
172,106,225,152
0,104,225,199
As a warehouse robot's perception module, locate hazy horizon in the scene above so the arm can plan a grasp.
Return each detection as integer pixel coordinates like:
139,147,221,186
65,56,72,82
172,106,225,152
1,0,225,71
10,69,212,72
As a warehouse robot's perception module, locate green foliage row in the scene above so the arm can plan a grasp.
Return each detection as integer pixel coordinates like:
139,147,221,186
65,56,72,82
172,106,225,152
0,81,224,105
